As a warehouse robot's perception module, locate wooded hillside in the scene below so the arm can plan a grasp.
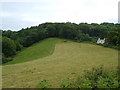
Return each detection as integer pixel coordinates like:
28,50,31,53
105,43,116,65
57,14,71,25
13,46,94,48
1,22,120,63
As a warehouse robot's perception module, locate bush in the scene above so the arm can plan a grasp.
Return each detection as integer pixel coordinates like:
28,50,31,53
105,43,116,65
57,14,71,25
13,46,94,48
37,67,119,88
102,44,119,50
60,78,75,88
38,80,52,88
15,41,23,51
60,66,119,88
79,33,92,42
2,53,13,64
63,40,67,42
2,36,16,57
75,67,118,88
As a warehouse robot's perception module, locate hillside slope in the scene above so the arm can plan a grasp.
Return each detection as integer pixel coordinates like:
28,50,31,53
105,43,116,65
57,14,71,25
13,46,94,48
5,38,66,64
3,38,118,88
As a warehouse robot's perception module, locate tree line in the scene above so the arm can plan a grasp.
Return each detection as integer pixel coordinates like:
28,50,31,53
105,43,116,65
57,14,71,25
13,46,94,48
1,22,120,63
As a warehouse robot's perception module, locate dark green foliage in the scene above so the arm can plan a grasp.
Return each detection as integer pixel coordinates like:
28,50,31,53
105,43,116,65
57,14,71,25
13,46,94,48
2,22,119,48
76,67,118,88
2,36,16,57
2,37,17,63
15,41,23,51
77,33,92,42
107,31,119,46
2,30,17,40
2,53,13,64
102,44,119,50
61,67,119,88
46,24,58,37
58,23,79,39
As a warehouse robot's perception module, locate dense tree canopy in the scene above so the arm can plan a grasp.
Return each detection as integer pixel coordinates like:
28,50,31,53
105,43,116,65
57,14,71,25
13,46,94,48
2,22,119,45
2,22,120,47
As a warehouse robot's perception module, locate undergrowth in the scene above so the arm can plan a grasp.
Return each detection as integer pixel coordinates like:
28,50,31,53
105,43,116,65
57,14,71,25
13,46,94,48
38,66,119,88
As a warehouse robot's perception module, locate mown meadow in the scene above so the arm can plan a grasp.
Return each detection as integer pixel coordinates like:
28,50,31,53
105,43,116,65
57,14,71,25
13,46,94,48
2,38,118,88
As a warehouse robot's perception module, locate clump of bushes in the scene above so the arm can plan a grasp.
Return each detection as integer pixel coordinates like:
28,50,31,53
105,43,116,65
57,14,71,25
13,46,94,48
75,67,118,88
2,36,23,64
2,36,16,57
38,66,119,88
61,66,119,88
101,43,119,50
2,55,13,64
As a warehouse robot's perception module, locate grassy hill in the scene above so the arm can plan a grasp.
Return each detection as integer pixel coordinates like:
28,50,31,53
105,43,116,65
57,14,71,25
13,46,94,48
2,38,118,88
5,38,66,64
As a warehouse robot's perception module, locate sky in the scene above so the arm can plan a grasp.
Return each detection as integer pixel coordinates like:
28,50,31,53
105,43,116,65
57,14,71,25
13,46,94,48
0,0,119,31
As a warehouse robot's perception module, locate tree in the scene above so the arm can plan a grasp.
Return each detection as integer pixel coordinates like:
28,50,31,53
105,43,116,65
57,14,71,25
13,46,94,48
2,22,119,49
107,31,119,45
2,30,17,40
46,24,58,37
15,41,23,51
2,36,16,57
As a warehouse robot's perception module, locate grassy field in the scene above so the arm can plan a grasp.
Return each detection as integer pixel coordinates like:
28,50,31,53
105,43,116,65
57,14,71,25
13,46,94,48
5,38,64,64
2,38,118,88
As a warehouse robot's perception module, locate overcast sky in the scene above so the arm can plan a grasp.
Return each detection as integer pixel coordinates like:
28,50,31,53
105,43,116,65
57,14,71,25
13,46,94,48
0,0,119,31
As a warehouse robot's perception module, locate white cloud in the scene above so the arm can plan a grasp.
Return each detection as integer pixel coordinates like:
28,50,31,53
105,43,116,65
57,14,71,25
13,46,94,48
21,0,119,23
0,0,119,30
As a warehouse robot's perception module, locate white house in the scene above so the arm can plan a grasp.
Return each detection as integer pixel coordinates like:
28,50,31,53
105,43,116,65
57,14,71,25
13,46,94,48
97,38,105,44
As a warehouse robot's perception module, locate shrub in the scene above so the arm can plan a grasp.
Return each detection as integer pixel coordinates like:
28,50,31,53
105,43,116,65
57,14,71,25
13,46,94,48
2,53,13,64
102,44,119,50
38,80,52,88
37,67,119,88
60,78,75,88
63,40,67,42
2,36,16,57
15,41,23,51
60,66,119,88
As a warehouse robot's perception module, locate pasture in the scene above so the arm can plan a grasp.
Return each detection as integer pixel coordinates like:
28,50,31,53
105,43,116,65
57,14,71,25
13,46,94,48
2,38,118,88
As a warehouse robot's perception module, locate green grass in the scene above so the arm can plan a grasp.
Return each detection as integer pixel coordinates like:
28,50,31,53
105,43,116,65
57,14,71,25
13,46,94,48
5,38,66,64
2,38,118,88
